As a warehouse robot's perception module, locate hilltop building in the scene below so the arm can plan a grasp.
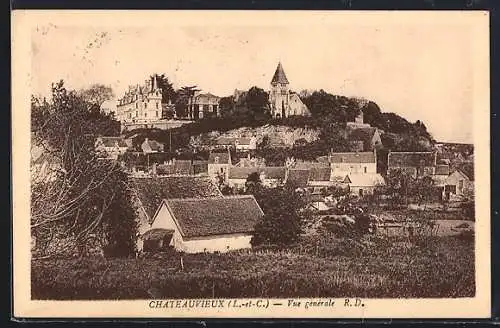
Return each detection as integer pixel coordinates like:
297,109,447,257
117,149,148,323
116,75,164,124
187,92,221,120
269,62,310,118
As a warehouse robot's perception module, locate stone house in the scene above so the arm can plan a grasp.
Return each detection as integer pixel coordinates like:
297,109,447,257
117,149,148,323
142,195,264,253
228,166,286,190
343,173,386,196
327,151,377,177
208,150,232,183
387,151,437,178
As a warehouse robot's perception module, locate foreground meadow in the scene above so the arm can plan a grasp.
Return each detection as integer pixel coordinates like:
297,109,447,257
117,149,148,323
31,233,474,300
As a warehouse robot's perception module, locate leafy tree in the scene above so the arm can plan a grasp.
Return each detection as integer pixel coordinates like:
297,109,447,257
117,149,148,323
244,86,270,120
77,84,114,109
245,172,262,190
175,85,200,118
153,73,176,104
250,185,309,246
219,96,235,118
410,175,436,206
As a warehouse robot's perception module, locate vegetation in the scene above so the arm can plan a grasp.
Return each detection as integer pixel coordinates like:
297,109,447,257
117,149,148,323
31,81,136,258
249,184,310,247
31,234,474,299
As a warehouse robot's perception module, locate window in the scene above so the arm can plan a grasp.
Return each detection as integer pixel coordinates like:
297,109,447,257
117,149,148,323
458,180,464,192
156,111,158,117
359,189,364,197
214,156,219,164
136,111,138,117
220,168,224,173
144,102,147,109
145,112,147,118
364,167,367,173
136,103,138,109
156,102,159,109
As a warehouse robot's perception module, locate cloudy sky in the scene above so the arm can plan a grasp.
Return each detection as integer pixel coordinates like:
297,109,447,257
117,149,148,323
30,12,483,143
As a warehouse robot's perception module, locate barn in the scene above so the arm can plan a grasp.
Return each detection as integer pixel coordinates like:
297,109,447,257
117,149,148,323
140,195,264,253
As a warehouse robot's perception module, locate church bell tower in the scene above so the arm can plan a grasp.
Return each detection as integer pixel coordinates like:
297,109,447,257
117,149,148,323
269,62,290,118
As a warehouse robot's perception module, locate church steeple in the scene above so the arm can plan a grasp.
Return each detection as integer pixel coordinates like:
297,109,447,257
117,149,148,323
271,62,289,85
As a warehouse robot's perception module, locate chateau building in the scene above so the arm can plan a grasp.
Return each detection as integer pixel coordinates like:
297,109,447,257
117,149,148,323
269,62,310,118
116,75,164,124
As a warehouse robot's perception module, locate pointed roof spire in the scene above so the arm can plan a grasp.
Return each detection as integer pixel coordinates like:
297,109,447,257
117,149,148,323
271,62,289,84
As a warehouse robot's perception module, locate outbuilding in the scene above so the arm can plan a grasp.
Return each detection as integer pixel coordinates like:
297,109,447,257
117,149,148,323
140,195,264,253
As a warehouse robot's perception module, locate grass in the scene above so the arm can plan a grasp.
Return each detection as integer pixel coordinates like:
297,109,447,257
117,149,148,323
31,234,474,300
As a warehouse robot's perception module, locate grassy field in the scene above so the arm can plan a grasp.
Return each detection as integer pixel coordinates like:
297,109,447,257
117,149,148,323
31,234,474,300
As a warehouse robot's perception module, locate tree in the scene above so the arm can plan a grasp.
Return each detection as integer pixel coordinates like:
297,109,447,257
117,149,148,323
245,172,262,191
77,84,114,109
244,86,270,121
219,96,235,118
410,175,436,207
153,73,177,104
175,85,200,118
250,185,309,246
31,81,136,259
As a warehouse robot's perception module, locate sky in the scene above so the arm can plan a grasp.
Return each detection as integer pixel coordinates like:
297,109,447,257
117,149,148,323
30,14,478,143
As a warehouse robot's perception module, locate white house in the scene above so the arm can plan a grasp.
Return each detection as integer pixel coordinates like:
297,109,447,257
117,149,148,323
343,173,385,196
235,137,258,151
328,151,377,177
208,150,232,183
138,195,264,253
444,169,474,198
141,138,164,154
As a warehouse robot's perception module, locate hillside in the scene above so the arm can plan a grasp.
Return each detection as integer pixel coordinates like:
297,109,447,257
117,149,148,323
190,125,321,148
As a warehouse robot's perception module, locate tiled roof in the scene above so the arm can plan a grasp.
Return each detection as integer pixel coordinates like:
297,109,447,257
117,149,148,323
229,167,286,180
294,162,330,170
309,167,331,181
286,169,310,187
216,137,236,145
131,176,223,219
236,137,254,145
388,152,436,168
329,152,376,164
164,195,264,238
435,164,450,176
347,127,377,143
208,151,231,164
455,163,474,181
271,62,289,84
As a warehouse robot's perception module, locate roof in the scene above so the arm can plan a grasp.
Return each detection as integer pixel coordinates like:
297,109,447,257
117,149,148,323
286,169,310,187
455,163,474,181
194,93,220,101
236,137,253,145
347,127,378,147
271,62,289,84
344,173,385,187
208,151,231,164
131,176,223,219
97,137,128,148
329,152,376,164
435,164,450,176
163,195,264,238
216,137,236,145
309,167,331,181
229,167,286,180
294,162,330,170
388,152,436,168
